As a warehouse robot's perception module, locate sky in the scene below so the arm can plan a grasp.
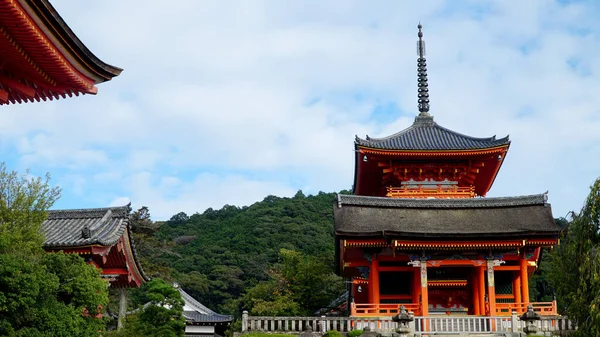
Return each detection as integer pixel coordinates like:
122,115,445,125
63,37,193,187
1,0,599,220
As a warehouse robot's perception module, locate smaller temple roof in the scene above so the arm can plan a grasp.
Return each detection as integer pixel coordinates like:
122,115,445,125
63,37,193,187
42,205,131,248
334,193,560,238
180,288,233,324
355,115,510,151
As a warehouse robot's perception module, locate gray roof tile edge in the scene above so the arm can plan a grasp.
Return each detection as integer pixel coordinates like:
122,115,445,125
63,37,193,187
42,204,131,248
179,289,233,321
336,193,548,209
127,226,151,282
355,118,510,150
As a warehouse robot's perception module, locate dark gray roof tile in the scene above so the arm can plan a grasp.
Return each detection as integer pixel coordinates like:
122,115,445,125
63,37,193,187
180,289,233,323
334,194,559,238
42,205,131,248
355,115,510,151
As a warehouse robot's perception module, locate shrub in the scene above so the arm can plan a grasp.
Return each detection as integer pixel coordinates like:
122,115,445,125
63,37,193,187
323,330,343,337
347,329,363,337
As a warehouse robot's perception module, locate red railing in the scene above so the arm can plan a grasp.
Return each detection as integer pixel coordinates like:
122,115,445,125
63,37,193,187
496,301,557,316
386,186,475,198
351,302,421,316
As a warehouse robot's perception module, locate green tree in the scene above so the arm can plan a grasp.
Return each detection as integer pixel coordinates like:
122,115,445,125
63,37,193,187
549,178,600,336
241,249,344,316
112,279,185,337
0,163,109,336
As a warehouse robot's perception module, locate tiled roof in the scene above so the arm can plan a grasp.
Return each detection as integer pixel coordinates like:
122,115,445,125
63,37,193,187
336,193,547,209
42,205,131,248
334,194,560,238
355,115,510,151
180,289,233,323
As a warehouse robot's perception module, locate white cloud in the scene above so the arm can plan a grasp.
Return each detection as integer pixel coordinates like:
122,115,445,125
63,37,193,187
0,0,598,219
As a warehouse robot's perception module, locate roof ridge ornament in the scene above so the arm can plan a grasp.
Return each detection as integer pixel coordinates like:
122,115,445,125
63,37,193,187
417,23,431,117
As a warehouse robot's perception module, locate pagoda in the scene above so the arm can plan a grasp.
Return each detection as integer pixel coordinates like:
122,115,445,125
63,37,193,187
334,25,561,317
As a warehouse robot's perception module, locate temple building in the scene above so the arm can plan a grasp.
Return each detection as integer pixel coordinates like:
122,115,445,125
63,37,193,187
334,25,561,317
41,205,148,288
0,0,121,104
179,288,233,337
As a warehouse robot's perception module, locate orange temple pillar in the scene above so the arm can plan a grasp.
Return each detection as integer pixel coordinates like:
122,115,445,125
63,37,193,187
472,271,481,315
412,268,421,305
513,271,522,306
369,255,380,305
420,261,428,316
478,266,485,315
487,260,497,316
520,254,530,304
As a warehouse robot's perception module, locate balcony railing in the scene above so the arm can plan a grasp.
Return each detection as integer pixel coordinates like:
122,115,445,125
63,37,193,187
351,302,421,316
350,301,557,317
241,311,576,334
386,185,475,198
496,301,557,316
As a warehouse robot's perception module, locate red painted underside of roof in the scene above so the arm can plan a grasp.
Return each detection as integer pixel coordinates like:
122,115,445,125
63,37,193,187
0,0,97,104
46,235,145,288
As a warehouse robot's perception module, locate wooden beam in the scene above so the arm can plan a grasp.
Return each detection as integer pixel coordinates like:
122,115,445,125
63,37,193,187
494,265,520,271
0,77,35,98
101,268,129,275
0,88,8,102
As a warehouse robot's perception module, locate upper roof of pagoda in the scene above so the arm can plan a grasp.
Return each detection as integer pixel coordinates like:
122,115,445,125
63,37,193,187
42,204,148,287
0,0,122,104
356,115,510,152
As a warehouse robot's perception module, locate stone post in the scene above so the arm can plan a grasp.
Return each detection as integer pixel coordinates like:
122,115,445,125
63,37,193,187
321,315,326,334
510,310,518,333
300,325,320,337
359,326,381,337
242,310,248,332
117,288,127,330
392,305,414,337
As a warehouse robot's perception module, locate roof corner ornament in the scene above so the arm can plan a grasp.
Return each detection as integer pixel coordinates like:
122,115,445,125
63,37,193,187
417,23,430,117
82,225,91,239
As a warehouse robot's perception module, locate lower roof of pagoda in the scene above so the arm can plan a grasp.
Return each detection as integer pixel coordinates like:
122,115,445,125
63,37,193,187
334,193,560,239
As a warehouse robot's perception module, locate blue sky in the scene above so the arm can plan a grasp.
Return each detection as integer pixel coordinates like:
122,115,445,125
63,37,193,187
2,0,599,220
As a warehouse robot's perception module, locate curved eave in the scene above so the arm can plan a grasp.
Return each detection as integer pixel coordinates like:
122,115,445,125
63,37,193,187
23,0,122,82
356,143,510,156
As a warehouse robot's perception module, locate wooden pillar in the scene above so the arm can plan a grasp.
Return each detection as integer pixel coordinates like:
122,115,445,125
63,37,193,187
513,271,522,305
473,270,481,315
487,260,497,316
520,254,530,304
420,261,428,316
369,255,380,305
412,268,421,305
478,266,485,315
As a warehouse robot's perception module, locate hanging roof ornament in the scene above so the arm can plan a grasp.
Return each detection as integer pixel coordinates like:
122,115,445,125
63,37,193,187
417,23,431,117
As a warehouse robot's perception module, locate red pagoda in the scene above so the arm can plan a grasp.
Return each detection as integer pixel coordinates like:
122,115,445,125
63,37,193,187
334,25,561,317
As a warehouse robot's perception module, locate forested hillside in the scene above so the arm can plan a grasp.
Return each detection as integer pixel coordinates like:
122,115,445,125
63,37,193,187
131,191,348,315
130,190,566,318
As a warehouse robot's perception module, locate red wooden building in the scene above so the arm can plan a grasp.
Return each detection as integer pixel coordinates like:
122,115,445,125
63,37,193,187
0,0,121,104
42,205,148,288
334,25,561,317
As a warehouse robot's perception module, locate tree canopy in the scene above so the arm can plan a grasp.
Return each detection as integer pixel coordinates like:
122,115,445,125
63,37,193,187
0,163,109,337
549,178,600,336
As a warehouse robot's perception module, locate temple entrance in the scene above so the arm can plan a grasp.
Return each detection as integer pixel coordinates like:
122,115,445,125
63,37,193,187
427,267,471,315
